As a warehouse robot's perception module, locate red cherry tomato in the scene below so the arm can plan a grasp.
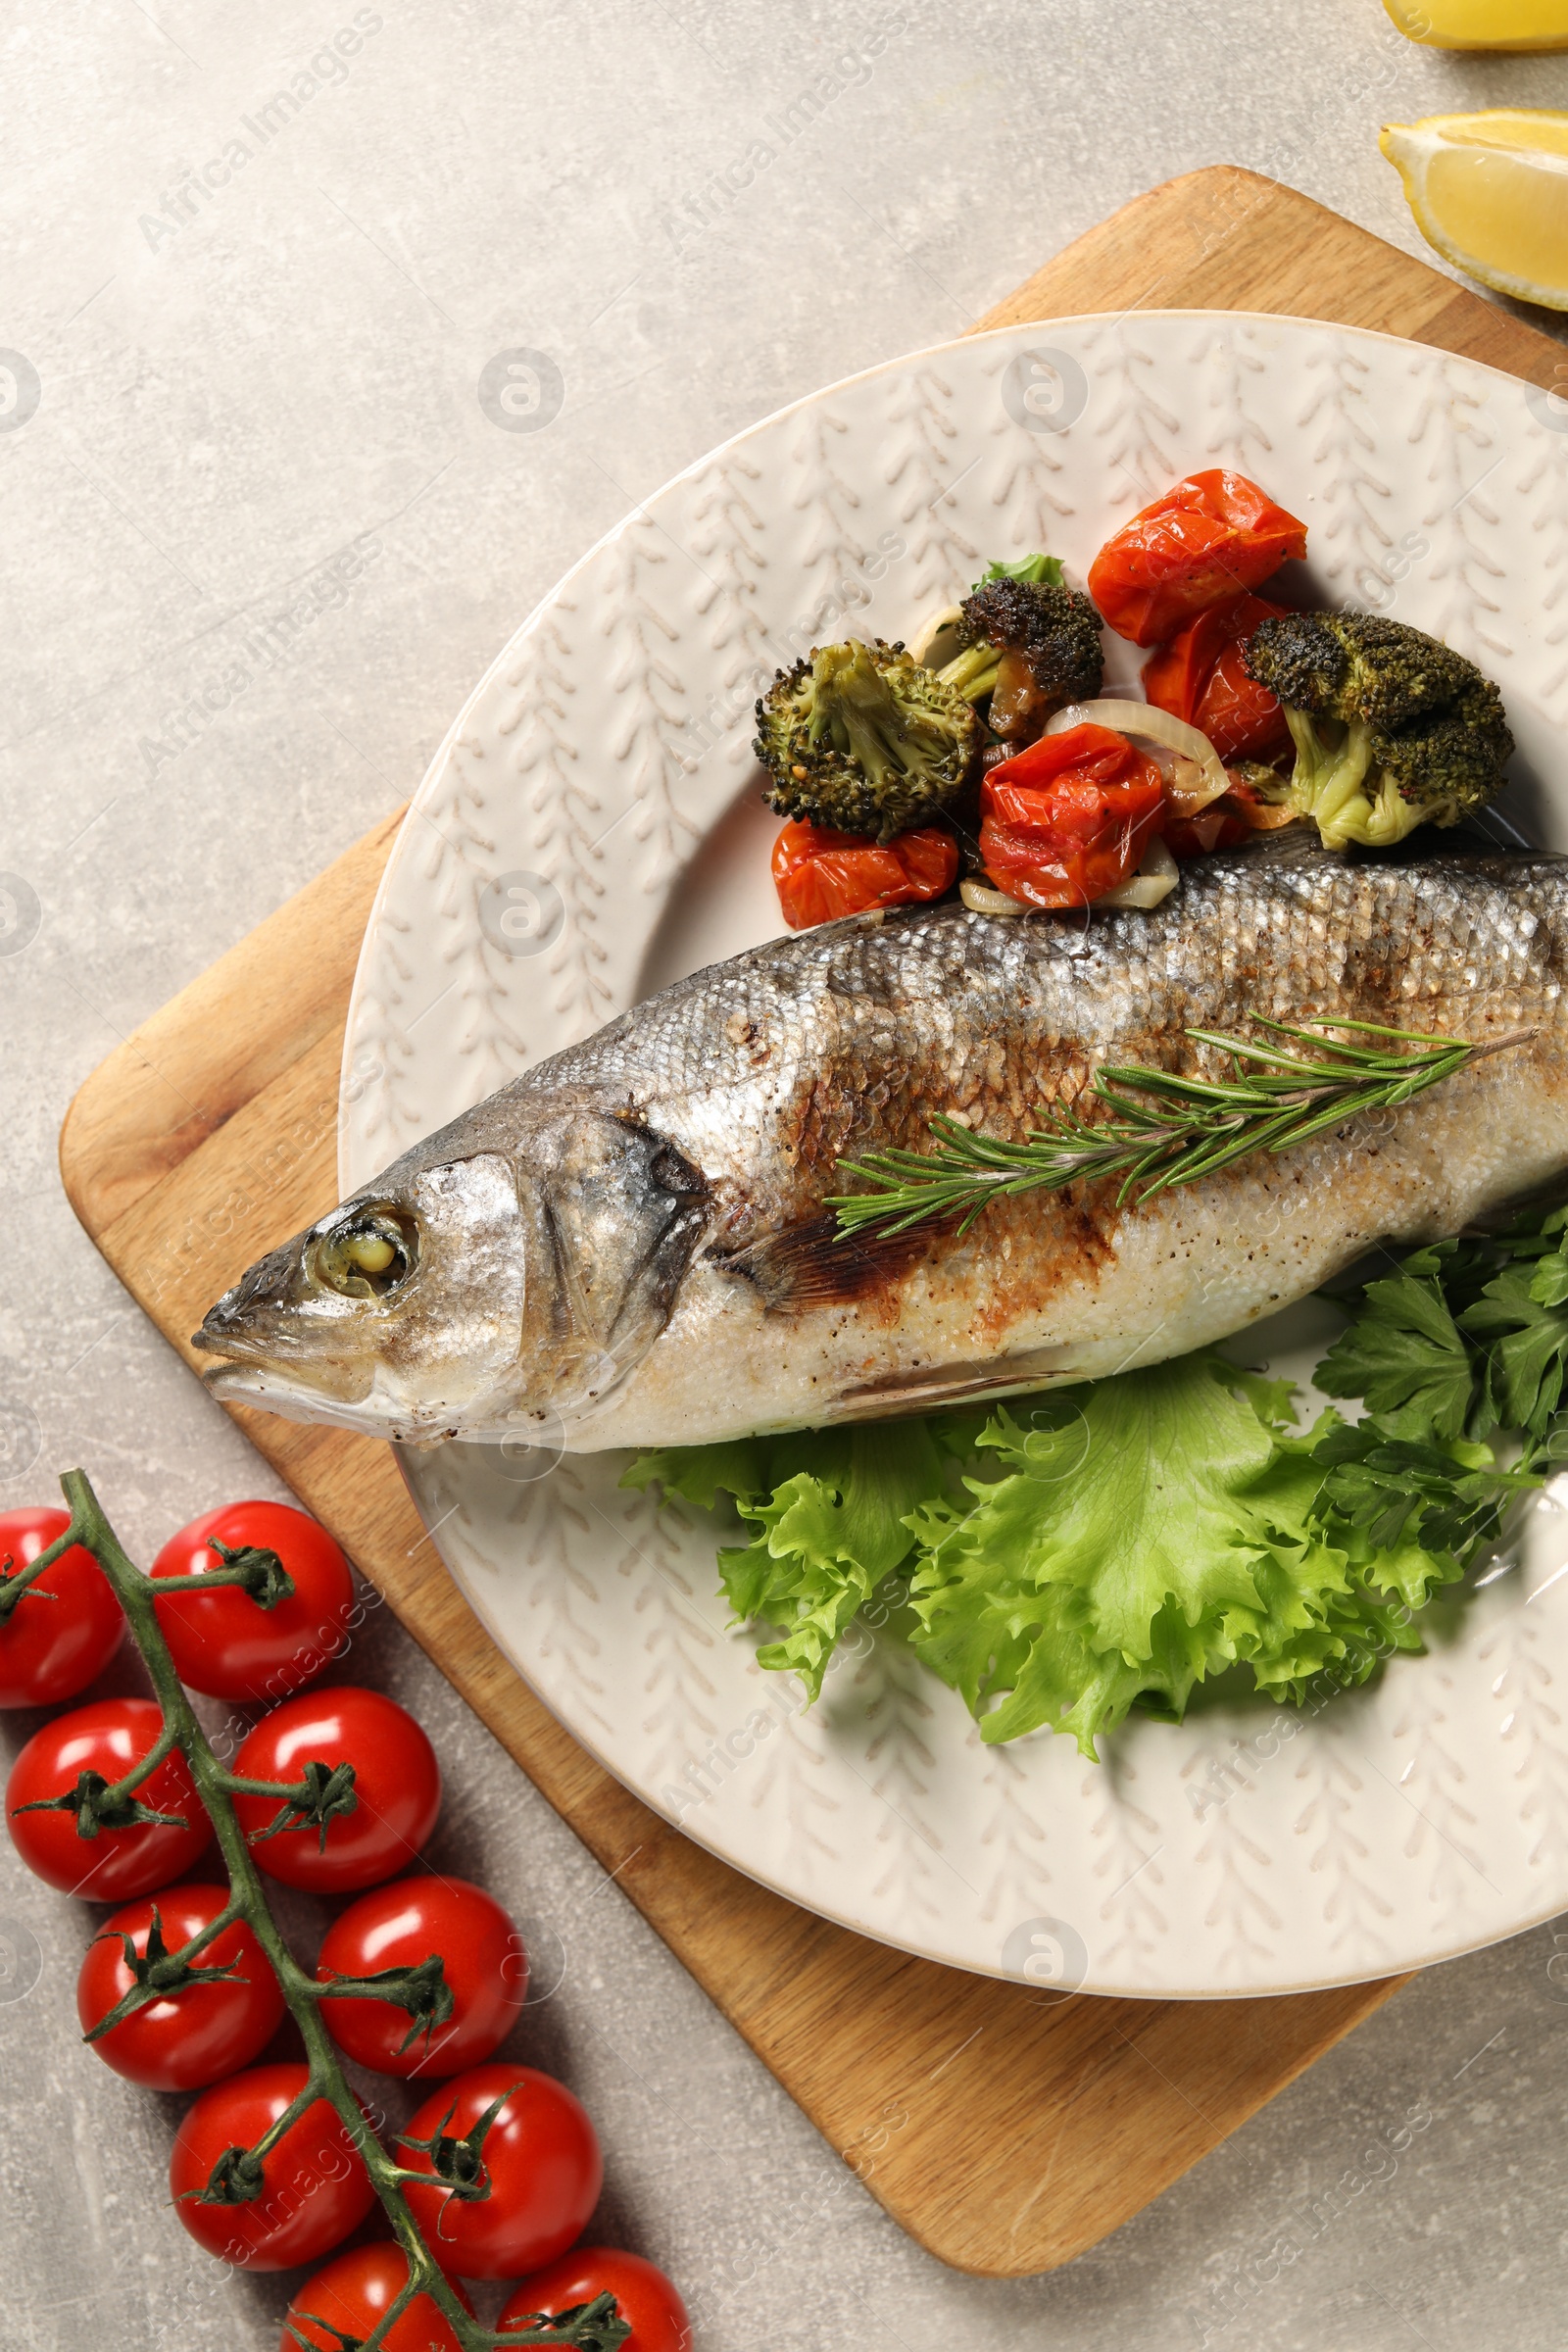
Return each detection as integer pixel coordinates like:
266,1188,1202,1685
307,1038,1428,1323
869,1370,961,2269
318,1875,527,2079
283,2245,475,2351
978,724,1167,908
1088,471,1307,646
6,1696,211,1898
152,1500,355,1703
75,1882,285,2091
771,818,958,930
399,2063,603,2279
170,2061,376,2271
1141,592,1292,760
0,1506,122,1707
231,1686,440,1893
500,2247,691,2352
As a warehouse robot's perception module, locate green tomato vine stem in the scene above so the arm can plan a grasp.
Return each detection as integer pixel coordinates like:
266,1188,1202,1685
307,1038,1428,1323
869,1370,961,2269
0,1520,79,1621
48,1470,627,2352
82,1891,248,2042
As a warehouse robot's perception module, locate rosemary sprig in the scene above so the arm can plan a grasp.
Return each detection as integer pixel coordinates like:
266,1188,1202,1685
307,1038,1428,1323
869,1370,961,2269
829,1018,1536,1242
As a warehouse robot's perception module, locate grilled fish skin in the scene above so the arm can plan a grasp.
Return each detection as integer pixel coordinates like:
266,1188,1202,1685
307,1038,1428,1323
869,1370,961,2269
195,841,1568,1450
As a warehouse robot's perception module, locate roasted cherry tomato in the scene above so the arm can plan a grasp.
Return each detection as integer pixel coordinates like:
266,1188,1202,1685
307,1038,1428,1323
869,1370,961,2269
76,1881,284,2091
500,2247,691,2352
978,723,1166,908
170,2061,376,2271
1141,592,1292,760
1088,471,1307,645
152,1500,355,1703
771,818,958,930
6,1696,211,1898
0,1506,122,1707
318,1874,527,2079
232,1686,440,1893
283,2245,475,2351
399,2063,603,2279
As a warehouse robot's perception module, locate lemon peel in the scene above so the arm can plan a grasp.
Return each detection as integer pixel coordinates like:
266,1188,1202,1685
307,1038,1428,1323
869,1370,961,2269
1381,110,1568,310
1383,0,1568,48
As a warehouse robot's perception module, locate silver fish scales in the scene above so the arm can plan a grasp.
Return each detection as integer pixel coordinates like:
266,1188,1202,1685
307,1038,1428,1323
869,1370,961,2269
195,840,1568,1450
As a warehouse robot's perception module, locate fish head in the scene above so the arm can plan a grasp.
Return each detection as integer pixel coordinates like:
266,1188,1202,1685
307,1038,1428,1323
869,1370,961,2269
193,1151,529,1442
192,1100,710,1446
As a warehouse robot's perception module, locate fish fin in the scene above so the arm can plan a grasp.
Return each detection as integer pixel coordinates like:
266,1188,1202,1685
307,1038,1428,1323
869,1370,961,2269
1458,1171,1568,1234
711,1215,929,1313
834,1348,1076,1415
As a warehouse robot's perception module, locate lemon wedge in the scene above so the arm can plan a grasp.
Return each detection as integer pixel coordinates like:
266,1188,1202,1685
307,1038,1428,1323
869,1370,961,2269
1384,0,1568,47
1381,110,1568,308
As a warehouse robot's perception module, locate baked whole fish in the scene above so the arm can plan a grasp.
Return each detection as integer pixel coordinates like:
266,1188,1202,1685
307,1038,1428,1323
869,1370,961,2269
195,840,1568,1451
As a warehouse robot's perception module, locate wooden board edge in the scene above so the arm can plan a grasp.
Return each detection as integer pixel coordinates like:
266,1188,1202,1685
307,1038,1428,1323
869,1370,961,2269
887,1971,1413,2277
973,165,1283,329
975,164,1565,393
59,171,1510,2277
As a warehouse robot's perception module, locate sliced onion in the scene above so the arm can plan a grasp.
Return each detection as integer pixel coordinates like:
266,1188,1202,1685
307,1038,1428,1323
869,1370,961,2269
1168,753,1205,800
909,604,966,668
960,875,1029,916
1044,699,1230,814
1093,834,1179,912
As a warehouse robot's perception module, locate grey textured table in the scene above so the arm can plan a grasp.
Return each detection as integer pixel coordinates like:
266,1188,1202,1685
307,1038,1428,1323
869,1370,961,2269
6,4,1568,2346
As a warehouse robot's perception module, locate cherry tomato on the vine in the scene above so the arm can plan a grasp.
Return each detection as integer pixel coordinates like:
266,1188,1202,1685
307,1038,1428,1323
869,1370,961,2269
0,1506,122,1707
283,2244,475,2352
76,1882,285,2091
231,1686,440,1892
317,1875,527,2079
500,2247,691,2352
152,1500,355,1703
6,1696,211,1898
399,2062,603,2278
169,2061,376,2270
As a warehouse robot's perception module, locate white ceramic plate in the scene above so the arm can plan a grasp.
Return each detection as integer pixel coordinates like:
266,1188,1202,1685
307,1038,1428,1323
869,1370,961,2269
341,313,1568,1998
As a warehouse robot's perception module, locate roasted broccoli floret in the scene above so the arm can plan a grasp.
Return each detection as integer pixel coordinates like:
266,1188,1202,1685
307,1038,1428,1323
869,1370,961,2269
1243,612,1513,851
754,637,979,842
938,573,1104,740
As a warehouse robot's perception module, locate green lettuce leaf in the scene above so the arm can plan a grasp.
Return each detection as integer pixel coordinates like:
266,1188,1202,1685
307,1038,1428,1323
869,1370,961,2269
624,1421,951,1699
629,1210,1568,1755
620,1438,771,1513
906,1358,1383,1756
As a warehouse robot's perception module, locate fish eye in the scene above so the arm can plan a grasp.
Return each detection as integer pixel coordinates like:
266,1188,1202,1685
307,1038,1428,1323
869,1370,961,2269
311,1205,419,1299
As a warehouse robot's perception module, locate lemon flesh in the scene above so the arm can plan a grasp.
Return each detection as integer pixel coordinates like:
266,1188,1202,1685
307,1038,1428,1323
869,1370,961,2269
1382,111,1568,308
1384,0,1568,46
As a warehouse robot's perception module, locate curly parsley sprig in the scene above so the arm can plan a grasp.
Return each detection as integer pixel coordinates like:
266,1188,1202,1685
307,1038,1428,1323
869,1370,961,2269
1310,1201,1568,1569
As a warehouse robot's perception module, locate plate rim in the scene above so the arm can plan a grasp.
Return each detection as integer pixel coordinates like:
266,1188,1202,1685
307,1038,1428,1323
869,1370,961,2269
342,306,1565,1996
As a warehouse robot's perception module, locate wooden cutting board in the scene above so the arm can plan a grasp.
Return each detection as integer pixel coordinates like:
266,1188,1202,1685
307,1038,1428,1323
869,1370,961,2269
59,169,1568,2279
